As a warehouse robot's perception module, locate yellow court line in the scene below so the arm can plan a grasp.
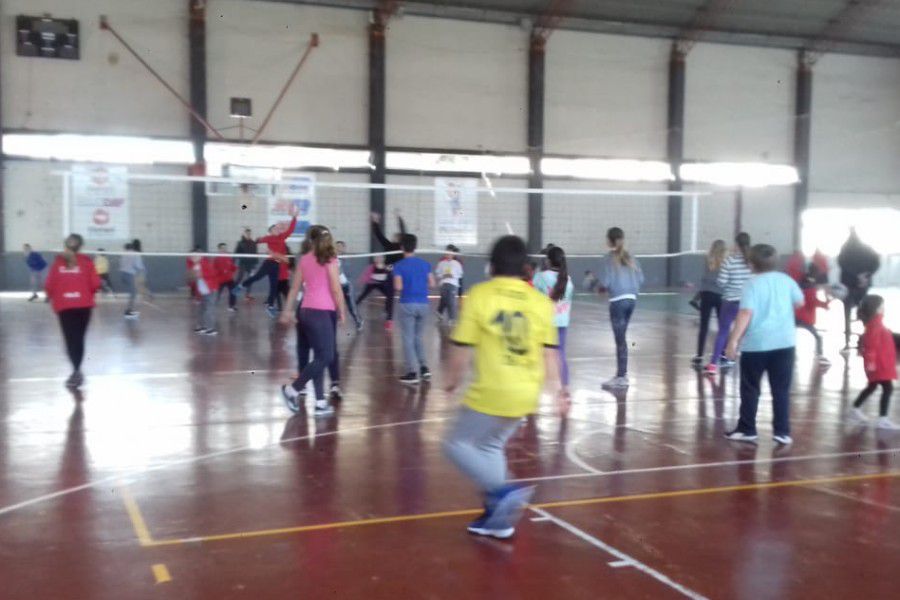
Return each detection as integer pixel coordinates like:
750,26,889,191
152,564,171,584
139,470,900,548
120,487,155,546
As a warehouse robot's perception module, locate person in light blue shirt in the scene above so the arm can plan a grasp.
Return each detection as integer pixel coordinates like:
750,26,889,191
393,234,436,384
724,244,804,446
534,246,574,392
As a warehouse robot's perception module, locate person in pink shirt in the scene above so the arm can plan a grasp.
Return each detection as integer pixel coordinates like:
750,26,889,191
279,225,346,416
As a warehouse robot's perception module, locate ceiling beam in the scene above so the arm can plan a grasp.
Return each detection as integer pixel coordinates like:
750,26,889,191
676,0,742,56
247,0,900,59
804,0,886,66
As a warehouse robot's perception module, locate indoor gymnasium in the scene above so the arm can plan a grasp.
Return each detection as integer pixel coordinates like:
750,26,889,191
1,1,900,598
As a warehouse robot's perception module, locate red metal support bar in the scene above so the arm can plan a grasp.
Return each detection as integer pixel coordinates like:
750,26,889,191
99,15,224,140
251,33,320,144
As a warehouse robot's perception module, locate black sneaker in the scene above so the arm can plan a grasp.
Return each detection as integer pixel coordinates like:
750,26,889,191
202,329,218,336
330,383,343,401
399,372,420,385
193,326,206,334
28,293,38,302
691,355,703,366
420,366,432,381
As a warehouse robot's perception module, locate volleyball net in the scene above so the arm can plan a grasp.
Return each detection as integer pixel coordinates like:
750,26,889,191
2,165,751,292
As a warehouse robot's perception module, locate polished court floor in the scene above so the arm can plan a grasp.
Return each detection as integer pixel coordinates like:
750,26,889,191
0,291,898,599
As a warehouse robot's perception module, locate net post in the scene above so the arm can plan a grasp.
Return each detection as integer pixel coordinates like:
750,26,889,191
690,193,699,253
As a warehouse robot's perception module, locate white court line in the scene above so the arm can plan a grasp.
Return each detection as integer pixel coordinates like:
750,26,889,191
565,429,608,475
0,417,445,518
511,447,900,484
7,368,285,384
530,507,708,600
807,484,900,513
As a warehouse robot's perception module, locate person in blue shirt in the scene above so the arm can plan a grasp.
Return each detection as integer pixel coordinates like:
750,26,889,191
23,243,48,302
724,244,804,446
393,234,436,384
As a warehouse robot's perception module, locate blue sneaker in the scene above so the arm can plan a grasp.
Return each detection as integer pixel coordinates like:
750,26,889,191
481,484,535,536
281,385,301,413
266,305,279,319
466,500,515,539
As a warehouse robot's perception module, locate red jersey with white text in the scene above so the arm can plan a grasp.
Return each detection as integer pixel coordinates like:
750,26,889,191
45,254,101,313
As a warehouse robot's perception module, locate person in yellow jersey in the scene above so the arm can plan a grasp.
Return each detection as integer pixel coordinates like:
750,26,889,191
443,235,568,540
93,249,114,296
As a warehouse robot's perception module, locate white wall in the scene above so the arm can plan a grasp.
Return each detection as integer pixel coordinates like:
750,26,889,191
386,16,527,151
809,53,900,197
1,0,189,137
207,0,368,145
542,181,669,255
207,171,370,253
740,187,795,253
385,175,528,253
685,43,794,163
545,31,669,159
3,160,191,252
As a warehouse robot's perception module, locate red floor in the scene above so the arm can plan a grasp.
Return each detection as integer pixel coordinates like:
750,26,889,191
0,293,898,599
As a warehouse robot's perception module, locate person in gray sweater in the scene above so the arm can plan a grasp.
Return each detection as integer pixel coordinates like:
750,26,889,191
598,227,644,388
693,239,727,366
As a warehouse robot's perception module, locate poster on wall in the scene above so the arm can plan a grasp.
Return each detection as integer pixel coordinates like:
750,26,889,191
70,165,129,240
269,171,315,240
434,177,478,246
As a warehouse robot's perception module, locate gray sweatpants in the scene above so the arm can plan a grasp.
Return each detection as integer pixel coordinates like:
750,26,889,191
197,293,216,331
443,406,522,493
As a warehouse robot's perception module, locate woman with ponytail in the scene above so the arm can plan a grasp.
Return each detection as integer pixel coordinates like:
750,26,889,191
534,246,575,392
706,232,753,375
598,227,644,388
45,234,101,389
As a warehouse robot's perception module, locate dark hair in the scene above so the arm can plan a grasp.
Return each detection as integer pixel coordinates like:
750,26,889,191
546,246,569,302
217,243,227,249
857,295,884,324
65,234,84,252
446,244,459,253
400,234,418,253
735,232,751,260
131,239,142,252
748,244,777,272
490,235,528,277
125,242,132,251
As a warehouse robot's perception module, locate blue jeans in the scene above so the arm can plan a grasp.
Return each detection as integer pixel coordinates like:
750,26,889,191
290,308,336,400
609,299,636,378
241,260,280,306
443,406,522,493
737,347,795,437
399,303,430,373
296,306,339,387
121,272,137,313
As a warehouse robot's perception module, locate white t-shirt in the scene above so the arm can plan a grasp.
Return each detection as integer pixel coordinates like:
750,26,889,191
435,258,463,288
337,257,349,286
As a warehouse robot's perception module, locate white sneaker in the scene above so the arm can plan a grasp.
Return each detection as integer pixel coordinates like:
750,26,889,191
773,434,793,446
876,417,900,430
314,399,334,416
602,376,630,389
848,407,869,423
724,430,758,443
817,355,831,367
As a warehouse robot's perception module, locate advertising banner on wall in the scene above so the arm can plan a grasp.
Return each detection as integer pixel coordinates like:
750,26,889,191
70,165,129,240
269,171,316,240
434,177,478,246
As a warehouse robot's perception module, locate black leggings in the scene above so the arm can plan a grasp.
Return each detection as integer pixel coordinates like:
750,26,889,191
241,260,280,306
356,280,395,321
854,381,893,417
58,308,92,372
696,291,722,357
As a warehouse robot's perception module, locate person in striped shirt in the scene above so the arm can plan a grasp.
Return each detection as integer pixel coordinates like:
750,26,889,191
706,232,752,375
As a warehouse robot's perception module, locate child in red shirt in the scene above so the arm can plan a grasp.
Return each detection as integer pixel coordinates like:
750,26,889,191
213,243,238,312
189,252,219,335
788,257,831,366
45,234,101,388
849,294,898,429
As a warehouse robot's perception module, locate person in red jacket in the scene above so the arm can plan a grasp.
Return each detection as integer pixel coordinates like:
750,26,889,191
44,234,101,389
213,243,238,312
189,252,219,335
234,206,299,317
849,295,898,429
788,256,831,367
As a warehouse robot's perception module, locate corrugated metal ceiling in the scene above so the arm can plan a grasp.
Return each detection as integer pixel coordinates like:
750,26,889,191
254,0,900,57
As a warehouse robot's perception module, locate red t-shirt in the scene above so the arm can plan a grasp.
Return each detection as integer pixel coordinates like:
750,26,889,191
45,254,101,313
861,315,898,382
213,256,237,287
257,217,297,257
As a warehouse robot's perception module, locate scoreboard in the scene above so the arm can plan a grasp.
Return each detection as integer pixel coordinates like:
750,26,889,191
16,15,79,60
